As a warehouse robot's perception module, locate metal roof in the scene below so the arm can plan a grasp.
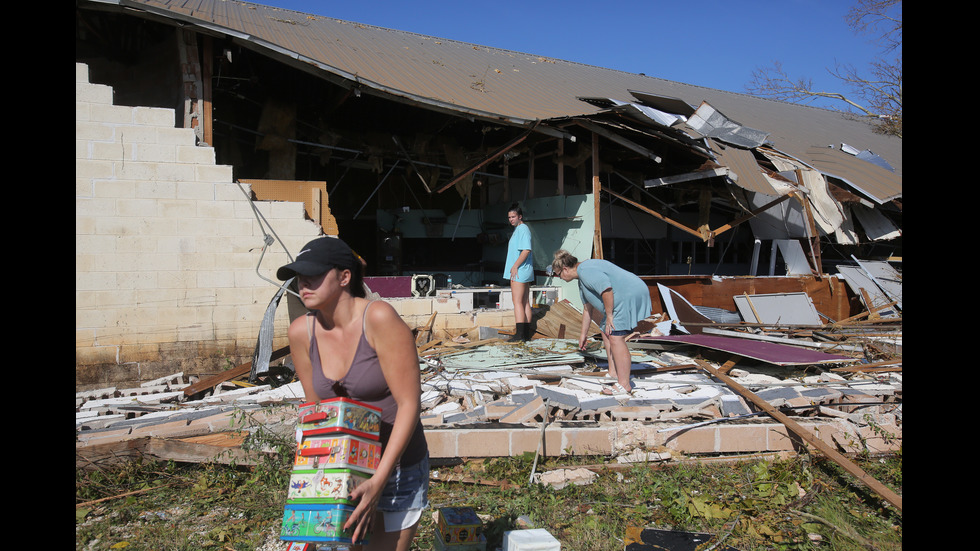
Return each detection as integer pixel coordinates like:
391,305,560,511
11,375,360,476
802,145,902,205
83,0,902,190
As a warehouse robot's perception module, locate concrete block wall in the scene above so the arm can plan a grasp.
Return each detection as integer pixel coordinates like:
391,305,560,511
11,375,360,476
76,63,321,389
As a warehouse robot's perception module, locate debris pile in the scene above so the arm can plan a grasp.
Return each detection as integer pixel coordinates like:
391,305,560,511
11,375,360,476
77,273,901,509
76,315,901,453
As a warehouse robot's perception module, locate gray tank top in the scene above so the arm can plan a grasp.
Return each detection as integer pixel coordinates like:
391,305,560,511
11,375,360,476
306,302,427,467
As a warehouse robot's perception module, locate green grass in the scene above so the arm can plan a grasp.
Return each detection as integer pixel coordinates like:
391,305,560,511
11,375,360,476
77,405,901,549
76,446,901,550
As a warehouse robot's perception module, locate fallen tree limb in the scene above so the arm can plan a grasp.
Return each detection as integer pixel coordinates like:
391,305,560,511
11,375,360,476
76,482,178,508
429,471,516,490
694,359,902,512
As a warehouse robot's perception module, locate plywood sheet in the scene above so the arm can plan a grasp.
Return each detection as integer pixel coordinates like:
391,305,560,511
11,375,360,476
241,179,339,235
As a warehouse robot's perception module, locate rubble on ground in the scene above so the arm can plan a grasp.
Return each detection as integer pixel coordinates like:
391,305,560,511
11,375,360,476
76,291,902,474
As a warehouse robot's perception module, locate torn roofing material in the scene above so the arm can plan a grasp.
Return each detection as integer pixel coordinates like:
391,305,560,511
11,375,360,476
685,102,770,149
708,139,785,196
627,90,697,117
657,283,714,334
837,259,902,317
804,145,902,204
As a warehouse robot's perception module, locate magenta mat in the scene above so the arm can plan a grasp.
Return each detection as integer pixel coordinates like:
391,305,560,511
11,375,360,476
634,334,855,366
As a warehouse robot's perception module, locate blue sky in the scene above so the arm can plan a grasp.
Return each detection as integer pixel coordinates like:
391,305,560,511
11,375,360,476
256,0,885,110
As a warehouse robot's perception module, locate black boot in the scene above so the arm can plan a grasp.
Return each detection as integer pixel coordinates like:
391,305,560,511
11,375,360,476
524,321,534,341
509,322,528,342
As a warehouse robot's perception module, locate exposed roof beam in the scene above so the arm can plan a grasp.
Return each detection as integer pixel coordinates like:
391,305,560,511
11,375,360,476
436,122,540,194
574,119,661,163
602,186,703,240
644,167,730,188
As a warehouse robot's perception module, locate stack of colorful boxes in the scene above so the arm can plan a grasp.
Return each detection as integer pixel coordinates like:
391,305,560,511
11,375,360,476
435,507,488,550
280,397,383,549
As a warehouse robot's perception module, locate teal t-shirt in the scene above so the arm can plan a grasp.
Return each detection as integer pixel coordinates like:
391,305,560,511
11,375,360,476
504,223,533,283
576,259,651,331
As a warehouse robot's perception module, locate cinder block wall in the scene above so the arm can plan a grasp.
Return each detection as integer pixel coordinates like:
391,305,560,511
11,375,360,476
76,63,321,389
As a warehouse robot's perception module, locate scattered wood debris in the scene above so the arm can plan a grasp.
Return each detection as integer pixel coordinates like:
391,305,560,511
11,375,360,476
77,280,902,492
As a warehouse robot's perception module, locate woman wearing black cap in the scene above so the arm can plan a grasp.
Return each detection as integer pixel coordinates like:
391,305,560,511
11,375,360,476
278,236,428,550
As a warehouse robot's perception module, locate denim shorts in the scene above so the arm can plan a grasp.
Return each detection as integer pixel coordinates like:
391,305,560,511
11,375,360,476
377,452,430,513
608,329,631,337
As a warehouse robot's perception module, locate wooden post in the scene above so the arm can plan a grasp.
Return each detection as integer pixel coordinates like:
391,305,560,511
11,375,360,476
557,140,565,196
592,132,603,259
503,159,510,203
797,170,822,275
201,35,213,146
176,29,204,144
528,145,535,199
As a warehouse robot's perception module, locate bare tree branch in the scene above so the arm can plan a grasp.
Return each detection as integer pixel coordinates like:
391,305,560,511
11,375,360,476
746,1,902,138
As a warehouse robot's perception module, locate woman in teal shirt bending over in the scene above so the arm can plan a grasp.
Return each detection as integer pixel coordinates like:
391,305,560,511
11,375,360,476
551,249,651,395
504,204,534,341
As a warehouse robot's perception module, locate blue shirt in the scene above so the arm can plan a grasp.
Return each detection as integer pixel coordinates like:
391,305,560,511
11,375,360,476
504,223,534,283
576,259,651,332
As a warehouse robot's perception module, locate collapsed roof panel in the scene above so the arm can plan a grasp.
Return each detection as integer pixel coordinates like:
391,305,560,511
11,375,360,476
627,90,696,117
708,139,784,196
759,149,846,236
608,102,687,128
804,145,902,205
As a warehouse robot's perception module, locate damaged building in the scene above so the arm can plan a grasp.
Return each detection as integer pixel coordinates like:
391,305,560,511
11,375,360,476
76,1,901,387
77,2,902,507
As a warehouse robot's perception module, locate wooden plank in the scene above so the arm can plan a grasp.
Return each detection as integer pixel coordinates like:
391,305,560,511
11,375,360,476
695,359,902,512
183,364,251,397
76,436,266,469
415,311,438,346
603,186,704,240
182,345,290,397
436,123,537,194
701,327,864,354
718,356,739,374
710,192,794,238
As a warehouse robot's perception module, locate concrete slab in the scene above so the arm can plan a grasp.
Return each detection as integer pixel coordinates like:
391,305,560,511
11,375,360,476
499,396,546,424
534,386,580,409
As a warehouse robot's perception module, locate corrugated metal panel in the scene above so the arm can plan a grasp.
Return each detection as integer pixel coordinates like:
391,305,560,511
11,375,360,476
803,145,902,204
686,102,769,149
85,0,902,178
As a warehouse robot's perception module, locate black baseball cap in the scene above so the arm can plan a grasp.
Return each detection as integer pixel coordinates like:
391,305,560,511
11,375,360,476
276,237,356,280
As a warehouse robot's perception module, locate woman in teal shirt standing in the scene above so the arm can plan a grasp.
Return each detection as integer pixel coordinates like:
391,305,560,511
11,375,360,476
551,249,651,395
504,204,534,341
